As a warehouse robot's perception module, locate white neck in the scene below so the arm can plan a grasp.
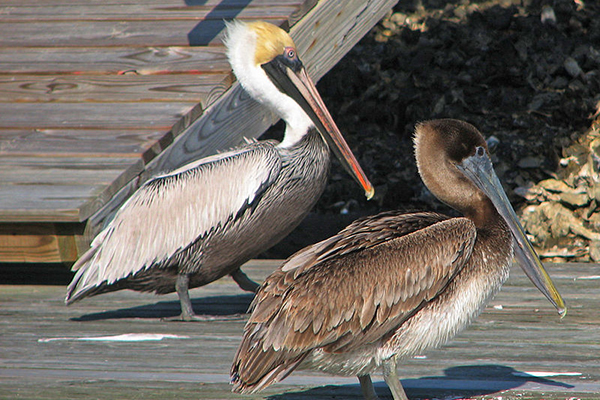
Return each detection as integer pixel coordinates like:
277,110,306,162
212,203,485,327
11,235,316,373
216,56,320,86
224,21,313,148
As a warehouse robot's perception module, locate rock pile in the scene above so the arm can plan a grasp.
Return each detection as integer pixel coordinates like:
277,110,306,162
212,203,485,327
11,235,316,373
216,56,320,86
517,118,600,261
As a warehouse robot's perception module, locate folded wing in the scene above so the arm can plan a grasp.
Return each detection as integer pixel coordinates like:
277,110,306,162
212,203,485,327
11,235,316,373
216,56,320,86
66,142,282,304
231,211,477,393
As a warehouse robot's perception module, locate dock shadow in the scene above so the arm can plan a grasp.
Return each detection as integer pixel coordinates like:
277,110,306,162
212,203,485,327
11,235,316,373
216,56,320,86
70,293,254,321
267,364,574,399
185,0,255,46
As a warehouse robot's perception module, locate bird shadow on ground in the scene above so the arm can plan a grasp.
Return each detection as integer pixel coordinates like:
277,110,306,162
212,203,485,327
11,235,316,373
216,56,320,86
70,293,254,321
267,364,574,399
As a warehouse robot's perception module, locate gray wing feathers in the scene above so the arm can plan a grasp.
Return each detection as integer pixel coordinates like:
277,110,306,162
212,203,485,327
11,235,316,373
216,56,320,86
66,143,281,303
231,215,476,392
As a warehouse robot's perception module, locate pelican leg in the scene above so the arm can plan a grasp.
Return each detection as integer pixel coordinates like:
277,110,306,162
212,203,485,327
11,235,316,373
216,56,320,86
358,374,380,400
382,357,409,400
230,268,260,293
164,273,244,322
174,273,198,321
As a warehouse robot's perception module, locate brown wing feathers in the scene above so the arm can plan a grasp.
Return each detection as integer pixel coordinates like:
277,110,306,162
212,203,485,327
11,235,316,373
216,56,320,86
231,212,477,393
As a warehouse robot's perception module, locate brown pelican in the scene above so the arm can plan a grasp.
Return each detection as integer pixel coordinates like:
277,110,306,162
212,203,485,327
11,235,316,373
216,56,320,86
231,119,566,399
65,21,374,321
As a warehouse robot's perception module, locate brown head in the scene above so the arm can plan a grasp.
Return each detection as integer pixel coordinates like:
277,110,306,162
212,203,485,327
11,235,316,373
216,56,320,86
414,118,566,317
414,119,495,227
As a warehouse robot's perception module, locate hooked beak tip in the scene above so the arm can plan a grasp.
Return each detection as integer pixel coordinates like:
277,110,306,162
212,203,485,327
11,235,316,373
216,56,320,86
558,304,567,319
365,187,375,200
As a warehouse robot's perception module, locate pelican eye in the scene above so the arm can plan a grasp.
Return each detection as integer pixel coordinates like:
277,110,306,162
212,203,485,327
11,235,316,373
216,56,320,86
475,146,485,157
284,47,296,60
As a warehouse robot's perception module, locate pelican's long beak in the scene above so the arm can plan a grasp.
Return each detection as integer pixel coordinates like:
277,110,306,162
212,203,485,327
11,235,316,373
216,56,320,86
262,58,374,200
457,147,566,317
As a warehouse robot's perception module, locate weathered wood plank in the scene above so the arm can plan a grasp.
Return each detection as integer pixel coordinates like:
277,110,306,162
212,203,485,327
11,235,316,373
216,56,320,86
142,84,278,178
0,157,144,222
1,2,303,21
0,128,174,226
0,47,230,75
0,129,166,158
0,185,107,220
0,224,80,263
0,18,288,48
293,0,395,81
0,74,232,104
0,157,137,185
0,234,76,263
0,262,598,399
0,102,197,130
1,0,294,4
0,186,115,221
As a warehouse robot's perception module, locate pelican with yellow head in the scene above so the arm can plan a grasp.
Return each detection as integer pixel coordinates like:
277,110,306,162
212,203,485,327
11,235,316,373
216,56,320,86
65,21,374,321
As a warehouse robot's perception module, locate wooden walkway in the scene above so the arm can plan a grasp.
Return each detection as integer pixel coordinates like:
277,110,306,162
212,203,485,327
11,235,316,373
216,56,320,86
1,260,599,399
0,0,396,263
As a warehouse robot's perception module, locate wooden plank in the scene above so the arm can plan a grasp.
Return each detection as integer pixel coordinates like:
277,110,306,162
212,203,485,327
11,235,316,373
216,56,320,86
0,129,167,158
0,102,198,130
0,184,122,222
0,224,80,263
0,157,138,185
1,0,294,4
0,18,289,48
0,261,598,399
0,156,145,222
0,47,230,75
143,85,277,177
0,234,76,263
1,2,303,21
0,185,107,221
0,74,232,104
292,0,398,82
0,130,169,226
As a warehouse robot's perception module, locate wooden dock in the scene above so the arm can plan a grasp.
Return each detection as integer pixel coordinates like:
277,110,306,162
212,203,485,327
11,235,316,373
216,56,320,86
0,0,396,263
1,260,599,399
